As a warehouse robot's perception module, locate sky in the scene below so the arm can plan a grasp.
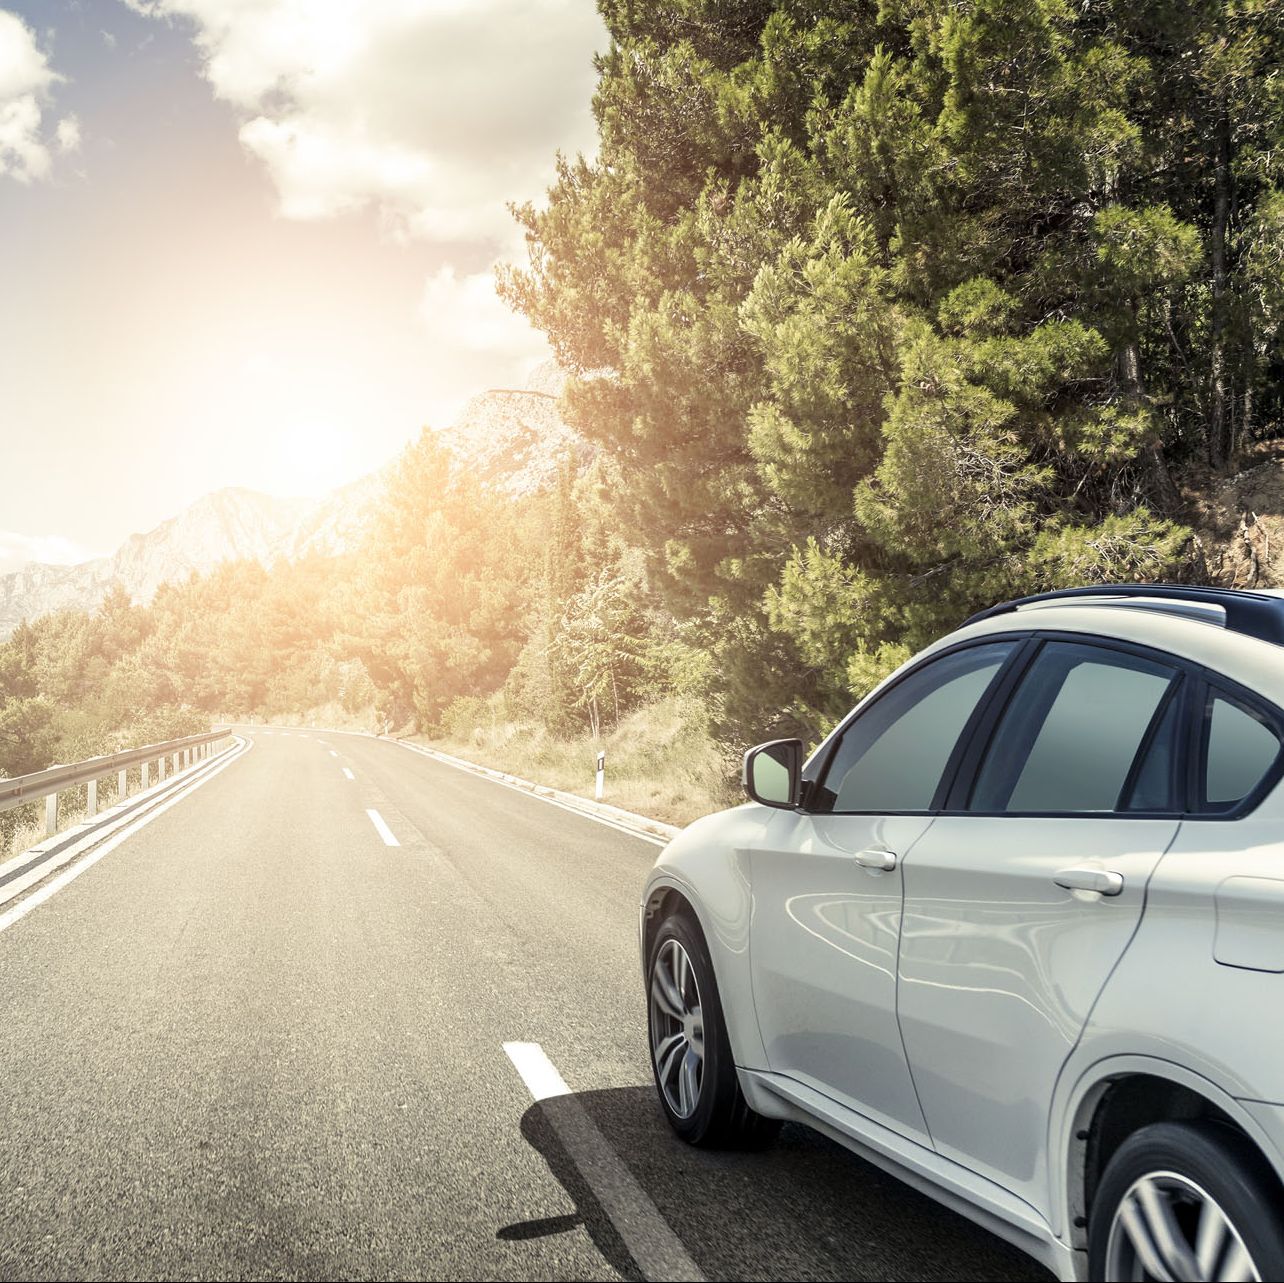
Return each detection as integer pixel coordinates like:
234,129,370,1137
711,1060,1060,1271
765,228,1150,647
0,0,605,571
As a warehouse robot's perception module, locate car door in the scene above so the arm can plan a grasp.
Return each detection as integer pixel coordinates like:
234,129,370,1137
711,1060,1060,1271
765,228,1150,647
895,637,1185,1217
749,639,1020,1144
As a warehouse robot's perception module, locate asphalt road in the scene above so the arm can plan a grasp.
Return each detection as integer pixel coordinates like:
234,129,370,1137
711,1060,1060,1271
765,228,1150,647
0,730,1049,1281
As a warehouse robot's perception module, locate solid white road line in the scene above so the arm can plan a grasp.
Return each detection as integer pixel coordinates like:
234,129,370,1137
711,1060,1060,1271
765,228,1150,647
396,741,670,847
366,809,399,846
503,1041,705,1283
0,737,252,937
342,768,355,780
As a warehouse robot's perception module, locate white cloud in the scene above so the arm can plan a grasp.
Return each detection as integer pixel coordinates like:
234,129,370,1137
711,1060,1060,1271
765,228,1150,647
125,0,602,420
127,0,605,246
55,113,79,152
418,263,552,423
421,265,546,355
0,9,66,183
0,531,96,574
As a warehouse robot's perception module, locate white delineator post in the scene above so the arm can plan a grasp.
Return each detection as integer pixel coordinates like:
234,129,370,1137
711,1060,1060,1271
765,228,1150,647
595,750,605,801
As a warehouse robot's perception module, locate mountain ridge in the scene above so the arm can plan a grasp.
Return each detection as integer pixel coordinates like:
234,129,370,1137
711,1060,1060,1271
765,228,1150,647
0,362,588,637
0,479,381,638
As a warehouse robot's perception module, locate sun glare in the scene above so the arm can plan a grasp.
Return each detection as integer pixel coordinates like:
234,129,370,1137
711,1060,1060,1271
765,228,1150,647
191,342,385,498
264,420,362,497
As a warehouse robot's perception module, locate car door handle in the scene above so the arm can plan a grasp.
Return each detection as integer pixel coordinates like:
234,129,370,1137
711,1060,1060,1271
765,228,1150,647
854,848,898,872
1054,865,1125,897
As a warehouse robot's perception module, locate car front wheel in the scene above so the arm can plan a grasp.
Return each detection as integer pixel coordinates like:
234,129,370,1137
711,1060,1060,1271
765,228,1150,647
647,911,778,1148
1090,1121,1284,1282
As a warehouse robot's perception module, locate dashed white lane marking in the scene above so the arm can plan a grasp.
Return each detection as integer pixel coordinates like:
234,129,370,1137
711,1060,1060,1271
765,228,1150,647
330,750,339,758
366,809,399,846
503,1041,705,1283
0,738,252,936
342,768,355,781
505,1040,571,1101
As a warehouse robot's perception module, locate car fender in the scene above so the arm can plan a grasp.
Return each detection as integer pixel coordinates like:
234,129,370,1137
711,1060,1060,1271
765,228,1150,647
640,804,774,1070
1048,1050,1284,1251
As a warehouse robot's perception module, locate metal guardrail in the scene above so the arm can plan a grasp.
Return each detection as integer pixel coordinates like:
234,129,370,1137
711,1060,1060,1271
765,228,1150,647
0,729,232,837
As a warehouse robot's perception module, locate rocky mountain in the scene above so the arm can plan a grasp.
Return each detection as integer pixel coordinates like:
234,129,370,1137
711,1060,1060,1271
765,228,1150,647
437,361,592,496
0,361,587,637
0,477,381,638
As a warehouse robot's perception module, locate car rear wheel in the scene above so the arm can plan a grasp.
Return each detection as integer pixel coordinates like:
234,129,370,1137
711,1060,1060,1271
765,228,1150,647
1090,1121,1284,1282
647,911,779,1148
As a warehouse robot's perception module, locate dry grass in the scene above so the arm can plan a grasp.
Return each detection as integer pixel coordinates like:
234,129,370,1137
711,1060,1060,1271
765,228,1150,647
418,696,741,827
2,804,55,861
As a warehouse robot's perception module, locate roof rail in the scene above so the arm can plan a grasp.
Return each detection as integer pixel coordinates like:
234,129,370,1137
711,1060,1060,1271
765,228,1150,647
965,584,1284,647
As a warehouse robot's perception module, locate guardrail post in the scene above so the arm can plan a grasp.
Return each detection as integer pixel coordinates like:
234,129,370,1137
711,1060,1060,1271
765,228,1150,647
87,778,97,818
118,768,127,800
141,760,150,789
173,752,180,775
45,793,57,838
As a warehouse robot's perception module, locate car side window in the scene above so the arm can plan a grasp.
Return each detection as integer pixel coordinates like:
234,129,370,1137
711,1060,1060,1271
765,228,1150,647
1200,690,1283,813
968,641,1181,814
813,642,1016,814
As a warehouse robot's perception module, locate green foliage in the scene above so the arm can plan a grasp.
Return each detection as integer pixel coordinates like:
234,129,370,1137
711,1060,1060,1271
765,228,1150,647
348,430,531,728
501,0,1284,738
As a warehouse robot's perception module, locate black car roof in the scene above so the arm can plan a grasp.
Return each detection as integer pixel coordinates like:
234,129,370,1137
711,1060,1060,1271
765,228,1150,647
964,584,1284,647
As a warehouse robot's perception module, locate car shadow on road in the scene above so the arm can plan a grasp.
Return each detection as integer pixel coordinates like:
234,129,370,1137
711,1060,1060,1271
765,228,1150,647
506,1086,1054,1282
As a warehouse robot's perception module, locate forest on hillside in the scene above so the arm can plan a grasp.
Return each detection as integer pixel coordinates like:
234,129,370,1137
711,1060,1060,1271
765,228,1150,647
4,0,1284,814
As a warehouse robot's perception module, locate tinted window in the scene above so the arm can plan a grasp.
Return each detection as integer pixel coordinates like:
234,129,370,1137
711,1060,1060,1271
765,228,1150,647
970,642,1179,814
1202,692,1282,812
815,642,1014,813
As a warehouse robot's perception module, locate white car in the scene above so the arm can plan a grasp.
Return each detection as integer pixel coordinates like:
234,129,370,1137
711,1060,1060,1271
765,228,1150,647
641,585,1284,1283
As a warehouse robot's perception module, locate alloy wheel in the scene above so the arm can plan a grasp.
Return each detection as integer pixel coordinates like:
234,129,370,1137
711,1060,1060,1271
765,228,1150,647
649,938,704,1119
1105,1169,1260,1282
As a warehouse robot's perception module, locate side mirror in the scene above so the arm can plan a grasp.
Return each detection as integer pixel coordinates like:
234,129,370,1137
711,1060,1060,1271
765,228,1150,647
743,738,803,809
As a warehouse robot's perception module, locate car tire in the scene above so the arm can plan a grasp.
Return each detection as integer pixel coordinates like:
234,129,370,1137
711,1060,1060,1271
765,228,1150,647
646,910,779,1148
1089,1120,1284,1282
